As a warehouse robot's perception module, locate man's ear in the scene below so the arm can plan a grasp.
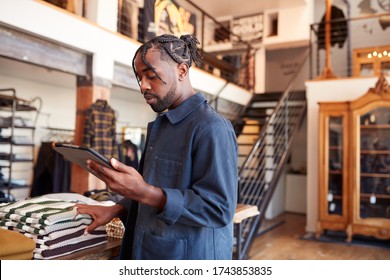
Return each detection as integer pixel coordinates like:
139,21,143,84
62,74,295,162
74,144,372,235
177,62,189,81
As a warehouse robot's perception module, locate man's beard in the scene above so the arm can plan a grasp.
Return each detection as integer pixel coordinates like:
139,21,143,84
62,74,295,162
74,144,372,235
150,81,177,113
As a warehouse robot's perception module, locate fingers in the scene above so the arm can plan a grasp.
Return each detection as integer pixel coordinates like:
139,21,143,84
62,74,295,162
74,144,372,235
87,160,114,182
72,205,106,235
73,204,85,220
84,220,100,235
87,159,106,174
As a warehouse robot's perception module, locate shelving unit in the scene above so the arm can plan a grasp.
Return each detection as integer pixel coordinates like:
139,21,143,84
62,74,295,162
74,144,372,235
317,75,390,242
0,88,41,202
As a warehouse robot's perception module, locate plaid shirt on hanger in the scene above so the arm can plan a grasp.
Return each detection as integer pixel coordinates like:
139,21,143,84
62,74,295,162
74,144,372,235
82,99,117,159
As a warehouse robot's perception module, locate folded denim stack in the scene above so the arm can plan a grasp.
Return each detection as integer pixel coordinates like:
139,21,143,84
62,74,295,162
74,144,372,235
0,196,107,259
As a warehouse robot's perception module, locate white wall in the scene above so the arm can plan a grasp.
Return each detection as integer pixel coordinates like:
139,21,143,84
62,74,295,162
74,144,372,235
289,116,307,173
285,174,307,214
254,1,313,93
265,171,286,219
265,47,309,92
263,3,312,48
255,48,266,93
305,76,390,232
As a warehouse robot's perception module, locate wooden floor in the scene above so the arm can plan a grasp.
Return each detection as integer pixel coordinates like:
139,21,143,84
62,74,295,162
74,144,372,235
248,212,390,260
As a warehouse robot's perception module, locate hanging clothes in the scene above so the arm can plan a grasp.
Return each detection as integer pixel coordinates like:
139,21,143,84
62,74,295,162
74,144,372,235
82,99,117,160
123,139,139,169
30,142,71,197
317,5,348,49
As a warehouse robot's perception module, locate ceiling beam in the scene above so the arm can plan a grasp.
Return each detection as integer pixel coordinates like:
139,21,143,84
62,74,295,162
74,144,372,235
0,24,87,76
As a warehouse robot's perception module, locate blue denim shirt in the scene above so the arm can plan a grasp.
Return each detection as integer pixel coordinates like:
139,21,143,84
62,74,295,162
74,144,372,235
119,93,238,259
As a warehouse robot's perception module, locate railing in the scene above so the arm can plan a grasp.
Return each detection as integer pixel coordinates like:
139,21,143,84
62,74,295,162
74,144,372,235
204,91,245,123
235,50,309,260
310,13,390,79
178,0,255,91
116,0,255,91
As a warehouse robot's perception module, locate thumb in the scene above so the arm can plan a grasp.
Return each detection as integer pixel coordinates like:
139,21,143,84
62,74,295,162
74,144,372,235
110,158,134,173
84,220,101,235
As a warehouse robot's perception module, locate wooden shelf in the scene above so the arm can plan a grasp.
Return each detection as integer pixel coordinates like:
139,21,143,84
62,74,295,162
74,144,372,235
360,150,390,155
234,203,260,223
360,193,390,200
360,124,390,129
361,173,390,178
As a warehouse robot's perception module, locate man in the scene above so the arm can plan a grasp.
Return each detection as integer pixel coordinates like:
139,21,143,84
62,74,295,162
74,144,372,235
75,34,238,260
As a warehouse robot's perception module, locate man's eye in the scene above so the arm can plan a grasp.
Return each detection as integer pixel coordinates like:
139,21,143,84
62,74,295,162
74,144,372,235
147,75,156,79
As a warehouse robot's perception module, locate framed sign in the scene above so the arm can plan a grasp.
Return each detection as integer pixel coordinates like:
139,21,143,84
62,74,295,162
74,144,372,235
231,13,264,43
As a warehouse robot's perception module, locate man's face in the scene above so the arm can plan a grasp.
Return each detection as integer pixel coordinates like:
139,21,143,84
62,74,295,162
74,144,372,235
134,49,178,113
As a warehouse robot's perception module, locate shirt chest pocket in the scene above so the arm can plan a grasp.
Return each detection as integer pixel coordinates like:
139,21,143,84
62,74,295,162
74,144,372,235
153,156,182,188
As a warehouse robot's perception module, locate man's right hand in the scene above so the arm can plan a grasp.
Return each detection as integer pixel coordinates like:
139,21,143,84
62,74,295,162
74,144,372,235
74,203,125,234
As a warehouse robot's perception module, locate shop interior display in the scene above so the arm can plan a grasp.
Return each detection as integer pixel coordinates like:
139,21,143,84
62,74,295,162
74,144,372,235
0,88,41,203
317,75,390,242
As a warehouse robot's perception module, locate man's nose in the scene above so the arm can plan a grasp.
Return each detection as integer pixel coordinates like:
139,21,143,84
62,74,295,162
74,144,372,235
140,78,151,93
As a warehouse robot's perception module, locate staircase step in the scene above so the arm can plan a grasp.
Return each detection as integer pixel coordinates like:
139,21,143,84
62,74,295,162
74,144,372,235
238,154,248,158
246,107,269,113
242,113,269,118
242,119,267,126
252,92,283,102
237,143,254,146
240,132,259,136
250,104,276,110
242,121,262,126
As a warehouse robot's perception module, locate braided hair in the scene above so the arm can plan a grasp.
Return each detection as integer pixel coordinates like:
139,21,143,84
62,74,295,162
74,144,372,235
132,34,203,85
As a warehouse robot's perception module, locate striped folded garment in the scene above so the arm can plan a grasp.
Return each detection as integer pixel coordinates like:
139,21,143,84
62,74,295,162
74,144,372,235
0,196,108,259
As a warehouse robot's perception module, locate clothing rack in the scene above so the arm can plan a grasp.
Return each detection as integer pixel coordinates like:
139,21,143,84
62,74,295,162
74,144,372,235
40,126,74,143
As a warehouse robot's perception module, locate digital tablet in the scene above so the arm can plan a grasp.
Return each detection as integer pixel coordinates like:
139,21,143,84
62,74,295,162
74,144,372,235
52,142,115,179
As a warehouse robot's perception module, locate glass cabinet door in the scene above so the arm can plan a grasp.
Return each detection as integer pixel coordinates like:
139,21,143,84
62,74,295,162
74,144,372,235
359,107,390,220
327,116,344,216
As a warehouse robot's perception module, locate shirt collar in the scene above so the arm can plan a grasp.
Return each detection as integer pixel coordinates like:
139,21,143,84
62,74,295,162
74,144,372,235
95,99,108,108
164,93,206,124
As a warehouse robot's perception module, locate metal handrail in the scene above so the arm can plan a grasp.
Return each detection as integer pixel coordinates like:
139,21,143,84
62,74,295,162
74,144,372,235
235,49,309,259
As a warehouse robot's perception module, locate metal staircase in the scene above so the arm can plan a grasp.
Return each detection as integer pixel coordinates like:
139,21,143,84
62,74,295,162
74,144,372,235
233,51,309,259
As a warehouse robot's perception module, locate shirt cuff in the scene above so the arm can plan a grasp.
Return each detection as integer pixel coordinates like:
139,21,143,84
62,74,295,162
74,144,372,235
157,188,184,225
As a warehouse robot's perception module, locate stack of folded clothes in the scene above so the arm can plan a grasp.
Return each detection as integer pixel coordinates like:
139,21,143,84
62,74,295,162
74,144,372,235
0,228,36,259
0,196,107,259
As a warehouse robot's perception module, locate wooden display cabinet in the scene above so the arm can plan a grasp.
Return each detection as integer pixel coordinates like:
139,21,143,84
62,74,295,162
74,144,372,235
317,102,350,239
353,45,390,77
317,75,390,242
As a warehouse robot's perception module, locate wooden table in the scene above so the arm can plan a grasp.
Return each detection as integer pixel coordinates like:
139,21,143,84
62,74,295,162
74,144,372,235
54,204,259,260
